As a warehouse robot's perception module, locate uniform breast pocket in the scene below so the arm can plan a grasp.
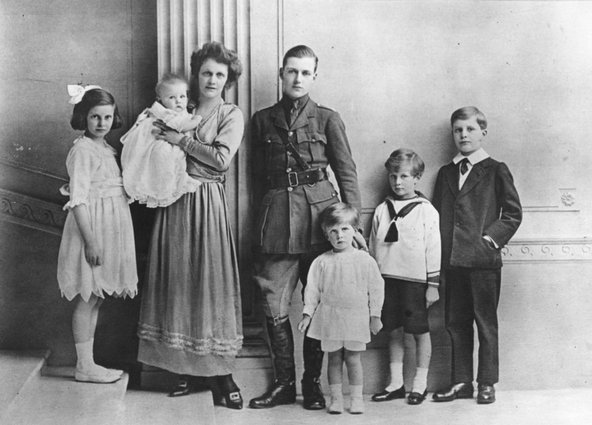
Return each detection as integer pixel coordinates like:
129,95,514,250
300,132,327,163
264,134,285,164
303,181,339,245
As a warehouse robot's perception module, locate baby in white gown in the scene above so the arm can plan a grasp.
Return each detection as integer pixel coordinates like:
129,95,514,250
121,73,201,207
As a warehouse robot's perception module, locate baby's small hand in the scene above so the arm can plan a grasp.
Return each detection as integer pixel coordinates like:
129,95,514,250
297,315,312,333
370,316,383,335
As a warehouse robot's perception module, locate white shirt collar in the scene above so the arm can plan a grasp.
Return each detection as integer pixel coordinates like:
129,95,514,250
453,148,489,165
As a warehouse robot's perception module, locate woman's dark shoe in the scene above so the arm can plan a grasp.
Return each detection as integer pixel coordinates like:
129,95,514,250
371,386,405,402
168,375,192,397
216,374,243,410
407,389,428,405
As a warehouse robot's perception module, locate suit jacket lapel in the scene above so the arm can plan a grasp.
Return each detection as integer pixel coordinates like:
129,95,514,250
459,158,493,196
444,163,460,197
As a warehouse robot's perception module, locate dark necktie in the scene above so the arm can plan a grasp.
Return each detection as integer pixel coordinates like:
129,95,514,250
289,100,299,126
459,158,469,175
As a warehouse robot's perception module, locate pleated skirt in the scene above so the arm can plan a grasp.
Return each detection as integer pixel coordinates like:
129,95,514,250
137,182,243,376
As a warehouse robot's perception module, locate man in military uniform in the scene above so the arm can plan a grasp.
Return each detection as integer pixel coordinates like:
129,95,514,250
249,45,362,410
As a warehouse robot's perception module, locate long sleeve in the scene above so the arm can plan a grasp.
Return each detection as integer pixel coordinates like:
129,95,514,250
179,105,244,172
324,111,361,212
303,259,323,317
366,257,384,317
424,206,441,286
485,162,522,247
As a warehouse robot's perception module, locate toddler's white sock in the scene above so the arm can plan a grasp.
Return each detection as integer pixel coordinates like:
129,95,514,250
349,384,364,414
328,384,343,414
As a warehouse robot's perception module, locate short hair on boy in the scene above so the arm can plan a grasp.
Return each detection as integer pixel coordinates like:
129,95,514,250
70,88,123,131
282,45,318,72
450,106,487,130
384,148,425,178
190,41,242,89
320,202,359,233
155,73,188,98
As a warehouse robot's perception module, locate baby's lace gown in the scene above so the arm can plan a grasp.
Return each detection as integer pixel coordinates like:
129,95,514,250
121,102,201,208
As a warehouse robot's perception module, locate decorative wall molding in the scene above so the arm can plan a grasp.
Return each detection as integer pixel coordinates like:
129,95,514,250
0,188,65,236
503,238,592,263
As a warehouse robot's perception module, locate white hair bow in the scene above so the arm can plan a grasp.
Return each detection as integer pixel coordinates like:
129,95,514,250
67,84,102,105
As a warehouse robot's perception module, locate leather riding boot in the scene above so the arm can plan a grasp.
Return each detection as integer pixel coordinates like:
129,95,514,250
249,318,297,409
302,336,326,410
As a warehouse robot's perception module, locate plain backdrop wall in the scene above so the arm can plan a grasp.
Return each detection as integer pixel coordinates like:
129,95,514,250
1,0,592,391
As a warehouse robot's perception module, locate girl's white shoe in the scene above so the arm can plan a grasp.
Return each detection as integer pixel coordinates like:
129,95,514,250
75,366,121,383
349,384,365,414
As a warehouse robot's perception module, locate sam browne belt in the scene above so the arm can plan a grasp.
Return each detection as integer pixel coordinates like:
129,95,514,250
268,168,327,189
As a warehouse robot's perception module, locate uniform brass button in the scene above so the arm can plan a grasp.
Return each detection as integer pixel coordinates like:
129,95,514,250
288,131,293,137
287,187,293,192
286,168,292,172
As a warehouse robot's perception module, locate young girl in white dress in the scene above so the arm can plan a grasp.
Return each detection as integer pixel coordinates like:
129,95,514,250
121,73,201,207
297,203,384,414
57,86,138,383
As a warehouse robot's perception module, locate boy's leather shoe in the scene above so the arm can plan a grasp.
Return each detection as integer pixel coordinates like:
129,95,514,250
371,385,406,402
432,382,474,402
477,384,496,404
407,389,428,405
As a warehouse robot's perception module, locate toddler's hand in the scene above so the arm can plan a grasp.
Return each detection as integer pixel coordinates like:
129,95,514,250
426,286,439,309
297,315,312,333
84,241,102,267
370,316,383,335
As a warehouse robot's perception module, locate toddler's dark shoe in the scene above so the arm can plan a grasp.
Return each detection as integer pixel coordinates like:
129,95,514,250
168,375,193,397
371,385,405,402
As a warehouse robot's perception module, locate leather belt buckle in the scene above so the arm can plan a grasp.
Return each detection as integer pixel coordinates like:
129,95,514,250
287,171,299,187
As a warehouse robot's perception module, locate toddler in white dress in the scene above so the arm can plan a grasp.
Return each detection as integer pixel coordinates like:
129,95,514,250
121,73,201,207
298,203,384,414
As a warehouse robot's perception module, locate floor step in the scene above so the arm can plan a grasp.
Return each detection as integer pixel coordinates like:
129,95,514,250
0,349,50,419
4,366,129,425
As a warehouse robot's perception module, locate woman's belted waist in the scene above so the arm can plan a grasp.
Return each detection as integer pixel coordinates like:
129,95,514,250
268,167,327,189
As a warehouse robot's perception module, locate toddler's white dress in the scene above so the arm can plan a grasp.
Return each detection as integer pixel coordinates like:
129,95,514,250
121,102,201,208
57,136,138,302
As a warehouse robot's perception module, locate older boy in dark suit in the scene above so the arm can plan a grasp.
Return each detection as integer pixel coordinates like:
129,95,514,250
432,106,522,404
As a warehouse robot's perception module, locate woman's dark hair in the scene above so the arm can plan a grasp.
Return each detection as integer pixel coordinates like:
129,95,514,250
190,41,242,90
70,88,123,131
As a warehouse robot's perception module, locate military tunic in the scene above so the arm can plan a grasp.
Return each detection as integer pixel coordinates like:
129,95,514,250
251,96,361,255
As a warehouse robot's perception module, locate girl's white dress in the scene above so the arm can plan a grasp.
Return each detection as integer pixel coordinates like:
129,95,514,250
57,136,138,302
303,249,384,345
121,102,201,208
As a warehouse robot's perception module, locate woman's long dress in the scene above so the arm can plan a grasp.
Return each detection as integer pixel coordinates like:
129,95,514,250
137,100,244,376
